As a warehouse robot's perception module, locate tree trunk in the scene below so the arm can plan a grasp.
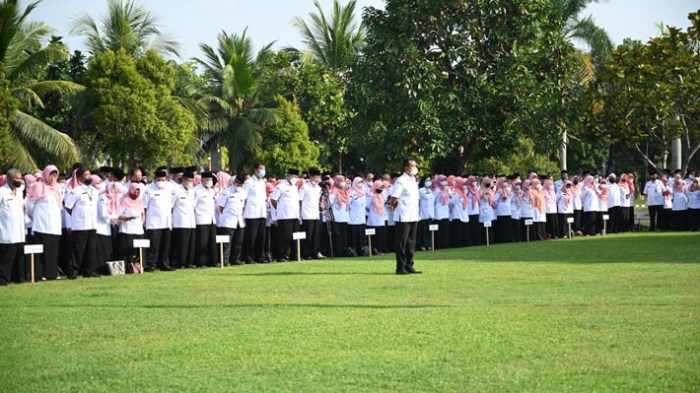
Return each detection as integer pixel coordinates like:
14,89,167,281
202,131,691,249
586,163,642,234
671,135,682,171
559,129,567,171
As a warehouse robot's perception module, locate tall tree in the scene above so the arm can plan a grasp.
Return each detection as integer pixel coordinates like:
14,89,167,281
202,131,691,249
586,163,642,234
290,0,365,77
0,0,81,172
71,0,180,58
194,29,278,171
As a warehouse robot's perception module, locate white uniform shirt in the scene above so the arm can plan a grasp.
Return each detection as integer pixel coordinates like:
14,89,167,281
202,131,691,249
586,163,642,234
217,186,247,229
433,190,450,220
193,184,217,226
172,185,196,229
520,195,534,218
556,191,574,214
494,191,512,217
643,180,665,206
299,181,322,220
510,196,522,220
366,195,387,226
544,192,557,214
26,192,62,235
96,193,117,236
478,195,495,223
467,191,480,216
64,184,99,231
449,192,469,223
271,180,300,221
329,194,350,223
607,183,622,208
118,205,144,235
0,184,26,243
419,187,435,220
142,183,173,230
672,191,688,211
349,193,366,225
243,176,267,219
582,187,600,212
688,190,700,209
390,172,420,222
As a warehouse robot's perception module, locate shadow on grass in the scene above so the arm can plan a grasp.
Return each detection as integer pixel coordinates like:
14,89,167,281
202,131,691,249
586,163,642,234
416,233,700,264
19,303,450,310
237,272,395,277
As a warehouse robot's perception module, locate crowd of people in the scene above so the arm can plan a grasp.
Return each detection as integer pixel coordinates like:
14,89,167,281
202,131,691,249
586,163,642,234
0,162,698,285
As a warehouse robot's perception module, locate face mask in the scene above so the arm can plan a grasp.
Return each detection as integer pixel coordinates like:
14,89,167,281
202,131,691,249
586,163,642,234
375,189,383,194
59,183,66,192
339,182,347,188
12,180,22,188
536,184,542,190
573,180,579,185
410,167,418,176
203,180,213,188
689,174,695,180
440,181,448,187
156,181,166,189
83,178,92,186
473,182,478,187
289,177,297,184
462,185,468,191
258,170,266,178
183,182,193,189
424,181,432,188
514,185,522,190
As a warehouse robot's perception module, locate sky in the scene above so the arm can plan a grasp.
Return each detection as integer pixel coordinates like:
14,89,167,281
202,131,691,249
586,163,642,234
28,0,700,61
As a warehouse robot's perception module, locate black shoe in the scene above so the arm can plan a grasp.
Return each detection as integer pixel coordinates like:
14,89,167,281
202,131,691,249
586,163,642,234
160,265,175,272
144,267,156,273
407,269,423,274
232,261,245,265
396,270,410,275
67,274,78,280
84,273,101,278
275,259,286,263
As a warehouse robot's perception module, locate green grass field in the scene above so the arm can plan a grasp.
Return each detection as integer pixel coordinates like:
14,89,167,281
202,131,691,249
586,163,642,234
1,233,699,392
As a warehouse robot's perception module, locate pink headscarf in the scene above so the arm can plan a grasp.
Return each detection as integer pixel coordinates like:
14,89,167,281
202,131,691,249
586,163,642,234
24,174,36,189
543,179,555,200
466,175,480,209
102,181,125,216
560,180,572,208
583,175,595,190
673,174,686,192
331,175,349,209
91,174,102,187
599,179,609,208
447,175,457,192
0,175,6,187
454,177,468,210
370,179,385,215
496,177,510,200
27,165,62,207
351,177,364,198
627,173,636,195
528,172,538,180
120,183,145,223
480,177,495,208
66,169,80,191
215,171,231,191
530,179,545,214
512,181,523,209
436,175,450,206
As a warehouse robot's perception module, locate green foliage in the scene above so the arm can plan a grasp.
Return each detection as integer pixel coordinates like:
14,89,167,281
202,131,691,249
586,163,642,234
0,72,17,168
0,233,698,392
469,137,560,176
248,95,319,176
83,49,195,168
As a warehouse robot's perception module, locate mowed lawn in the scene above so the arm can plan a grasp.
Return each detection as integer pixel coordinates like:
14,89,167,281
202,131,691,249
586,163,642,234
1,233,698,393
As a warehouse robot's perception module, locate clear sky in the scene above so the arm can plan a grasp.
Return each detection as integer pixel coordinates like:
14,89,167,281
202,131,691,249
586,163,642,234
28,0,699,61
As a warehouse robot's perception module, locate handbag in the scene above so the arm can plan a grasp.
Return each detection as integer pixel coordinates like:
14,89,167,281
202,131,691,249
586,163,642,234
128,255,143,274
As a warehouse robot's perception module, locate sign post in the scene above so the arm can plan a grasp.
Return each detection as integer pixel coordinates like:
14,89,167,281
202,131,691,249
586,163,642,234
483,221,492,246
524,219,533,243
602,214,610,236
429,224,439,251
133,239,150,274
24,244,43,283
567,217,574,239
365,228,376,257
216,235,230,268
636,213,644,232
292,232,307,262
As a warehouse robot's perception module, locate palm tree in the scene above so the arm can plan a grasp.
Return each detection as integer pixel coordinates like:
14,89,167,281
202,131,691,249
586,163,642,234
71,0,180,58
0,0,81,172
194,29,278,171
290,0,365,76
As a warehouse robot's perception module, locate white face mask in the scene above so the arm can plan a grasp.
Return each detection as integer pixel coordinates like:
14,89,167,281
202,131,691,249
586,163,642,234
339,182,347,188
473,182,478,187
462,185,468,191
410,167,418,176
156,181,166,189
203,180,213,188
536,184,543,191
440,181,448,187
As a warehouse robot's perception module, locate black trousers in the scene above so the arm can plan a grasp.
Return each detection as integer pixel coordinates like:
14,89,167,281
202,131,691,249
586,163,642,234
659,208,672,230
619,207,631,233
495,215,512,243
434,219,450,249
367,224,387,254
583,211,598,235
70,230,97,277
386,225,395,253
450,220,463,248
301,219,322,258
688,208,700,231
95,234,113,274
348,224,366,255
59,228,72,275
274,219,299,261
395,221,418,273
607,206,621,233
195,224,217,267
672,210,688,231
558,213,573,237
468,215,483,246
332,221,349,256
116,233,143,263
627,206,635,232
171,228,196,268
573,209,583,232
647,205,662,231
0,243,24,285
511,219,522,242
218,226,245,265
243,218,266,263
545,213,558,239
520,217,533,242
146,228,171,269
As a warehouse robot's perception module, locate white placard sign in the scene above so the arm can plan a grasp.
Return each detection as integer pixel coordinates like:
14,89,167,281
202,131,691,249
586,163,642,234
24,244,44,254
216,235,230,244
603,214,610,221
133,239,150,248
429,224,439,231
636,213,644,219
365,228,376,236
567,217,574,224
524,219,533,226
483,221,492,228
292,232,307,240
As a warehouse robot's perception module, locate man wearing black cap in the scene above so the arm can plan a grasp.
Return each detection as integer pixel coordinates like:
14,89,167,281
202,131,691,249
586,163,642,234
643,169,665,231
194,172,218,267
168,167,184,190
171,171,196,268
217,174,247,265
97,166,112,192
270,169,301,262
554,169,568,195
388,158,422,275
243,163,267,263
299,167,324,259
142,169,175,272
64,166,101,278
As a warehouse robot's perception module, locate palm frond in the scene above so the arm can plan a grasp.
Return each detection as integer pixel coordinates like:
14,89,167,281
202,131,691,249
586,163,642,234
11,109,80,169
566,15,614,65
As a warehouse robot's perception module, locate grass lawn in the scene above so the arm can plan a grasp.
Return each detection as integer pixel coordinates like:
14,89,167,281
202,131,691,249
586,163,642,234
1,232,698,392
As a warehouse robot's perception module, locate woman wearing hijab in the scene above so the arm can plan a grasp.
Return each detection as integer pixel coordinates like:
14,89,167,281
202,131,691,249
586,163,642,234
671,174,689,231
530,178,546,241
366,179,388,254
542,178,558,239
660,176,673,230
687,178,700,231
432,175,451,249
597,179,609,234
581,175,601,236
348,177,367,256
556,180,574,238
520,179,535,241
96,180,125,273
329,175,351,256
479,177,496,244
25,165,63,280
417,175,435,251
494,176,513,243
571,175,583,235
510,180,523,242
466,175,482,245
626,173,637,232
117,183,146,268
449,177,470,248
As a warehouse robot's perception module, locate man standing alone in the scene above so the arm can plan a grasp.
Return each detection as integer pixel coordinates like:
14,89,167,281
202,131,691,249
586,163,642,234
388,158,422,275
